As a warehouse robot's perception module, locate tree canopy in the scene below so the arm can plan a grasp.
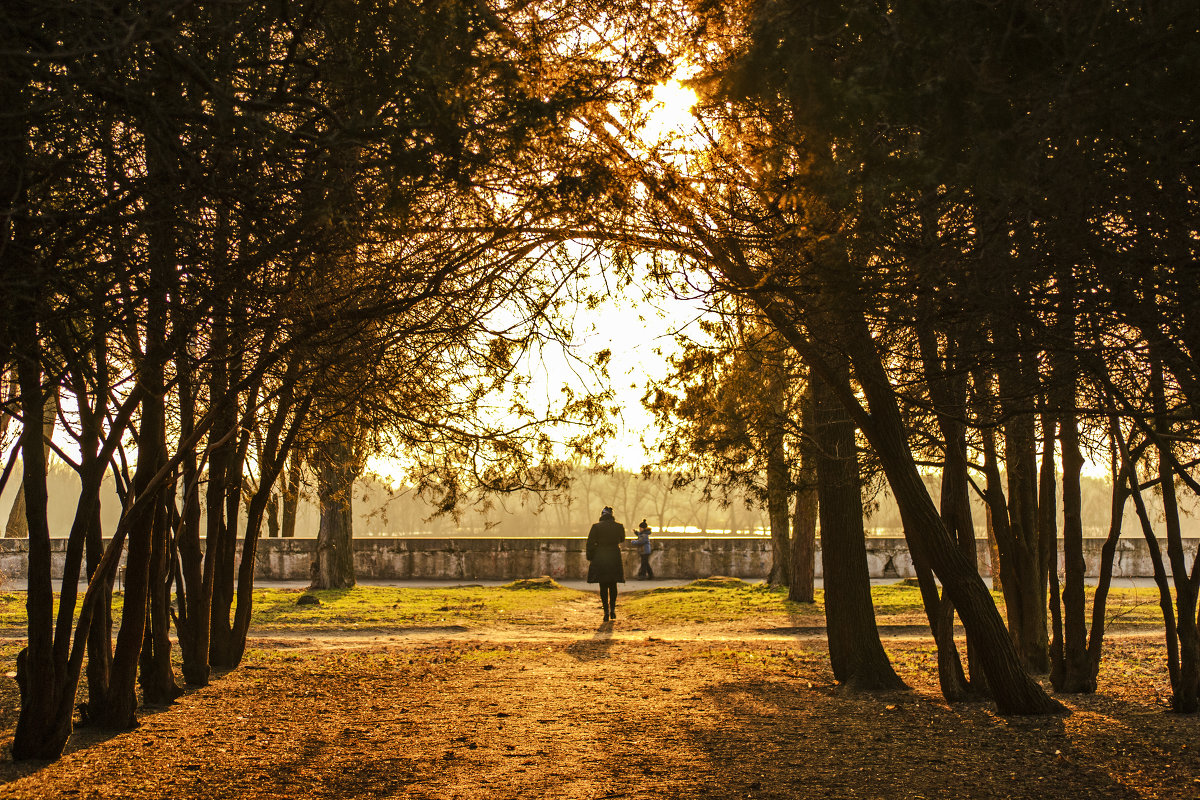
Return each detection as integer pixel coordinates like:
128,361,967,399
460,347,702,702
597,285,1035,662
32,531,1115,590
1,0,1198,760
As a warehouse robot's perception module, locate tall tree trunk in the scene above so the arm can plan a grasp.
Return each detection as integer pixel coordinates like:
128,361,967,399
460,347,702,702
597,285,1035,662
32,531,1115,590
84,472,114,722
1044,412,1065,691
1125,444,1181,694
785,305,1062,713
1054,405,1091,692
1150,348,1200,712
223,388,308,669
139,476,180,705
906,522,971,702
918,326,982,696
281,453,300,538
1002,409,1049,673
312,425,358,590
210,396,252,667
95,367,165,729
977,315,1050,676
12,318,73,759
193,309,235,686
54,393,105,717
174,348,209,686
77,346,136,725
1084,431,1129,687
267,492,280,538
789,386,817,603
209,304,257,669
765,370,791,587
811,364,906,691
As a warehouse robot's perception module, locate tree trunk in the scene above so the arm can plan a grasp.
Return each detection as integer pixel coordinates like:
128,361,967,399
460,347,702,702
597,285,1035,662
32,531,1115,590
139,478,181,705
56,426,105,716
4,485,26,538
1084,433,1129,686
12,317,73,759
984,504,1003,596
1043,411,1065,691
223,389,308,669
84,472,114,722
312,425,358,590
906,523,971,702
95,379,164,729
789,389,817,604
918,326,985,695
1003,412,1049,674
226,467,285,667
789,489,816,602
811,365,906,691
1053,404,1092,692
267,492,280,538
281,453,300,538
765,381,791,587
799,306,1063,713
174,353,209,686
1126,449,1181,694
210,402,251,667
78,346,133,725
1150,349,1200,712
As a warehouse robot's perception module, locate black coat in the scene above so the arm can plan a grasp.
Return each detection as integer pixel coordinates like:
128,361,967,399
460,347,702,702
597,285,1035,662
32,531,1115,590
586,519,626,584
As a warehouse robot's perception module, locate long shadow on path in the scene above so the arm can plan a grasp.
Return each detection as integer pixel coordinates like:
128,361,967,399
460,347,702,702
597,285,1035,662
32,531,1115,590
566,621,616,661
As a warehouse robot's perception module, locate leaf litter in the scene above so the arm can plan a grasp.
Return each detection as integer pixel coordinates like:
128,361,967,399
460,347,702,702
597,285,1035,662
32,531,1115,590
0,591,1194,799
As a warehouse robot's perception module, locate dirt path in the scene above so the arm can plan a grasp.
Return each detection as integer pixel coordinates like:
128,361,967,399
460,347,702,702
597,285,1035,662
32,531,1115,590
0,599,1195,799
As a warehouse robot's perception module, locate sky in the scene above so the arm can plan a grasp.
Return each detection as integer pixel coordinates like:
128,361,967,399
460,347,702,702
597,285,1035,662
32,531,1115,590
371,78,711,477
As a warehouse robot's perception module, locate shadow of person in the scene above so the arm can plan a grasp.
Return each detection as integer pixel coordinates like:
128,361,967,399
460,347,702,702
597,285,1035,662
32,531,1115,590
566,621,616,661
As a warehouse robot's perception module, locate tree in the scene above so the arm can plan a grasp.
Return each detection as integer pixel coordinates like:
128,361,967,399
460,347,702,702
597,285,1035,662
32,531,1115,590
4,0,666,758
644,309,811,589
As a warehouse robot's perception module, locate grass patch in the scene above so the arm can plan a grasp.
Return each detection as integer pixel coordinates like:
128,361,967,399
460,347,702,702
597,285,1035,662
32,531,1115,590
0,579,1169,633
248,584,586,629
0,592,25,628
0,590,125,629
622,578,815,624
1087,584,1168,626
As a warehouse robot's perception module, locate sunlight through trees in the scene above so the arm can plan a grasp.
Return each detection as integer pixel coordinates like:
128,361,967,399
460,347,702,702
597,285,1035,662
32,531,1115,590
1,0,1198,761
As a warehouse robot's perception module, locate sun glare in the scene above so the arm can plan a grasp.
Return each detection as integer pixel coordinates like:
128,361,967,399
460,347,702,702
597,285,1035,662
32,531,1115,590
641,79,701,148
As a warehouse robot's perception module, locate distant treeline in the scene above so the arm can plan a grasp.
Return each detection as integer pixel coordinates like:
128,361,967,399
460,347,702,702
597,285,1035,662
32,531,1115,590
7,461,1194,540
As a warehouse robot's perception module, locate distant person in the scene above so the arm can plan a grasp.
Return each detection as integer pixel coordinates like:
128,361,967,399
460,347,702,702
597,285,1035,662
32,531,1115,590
634,519,654,579
586,506,626,621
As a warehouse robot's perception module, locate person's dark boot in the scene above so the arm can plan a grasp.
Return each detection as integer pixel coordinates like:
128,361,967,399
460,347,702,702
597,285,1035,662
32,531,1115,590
601,601,610,621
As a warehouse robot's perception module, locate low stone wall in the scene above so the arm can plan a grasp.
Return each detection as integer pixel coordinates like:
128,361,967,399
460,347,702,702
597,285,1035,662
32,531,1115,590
2,536,1196,583
244,537,778,581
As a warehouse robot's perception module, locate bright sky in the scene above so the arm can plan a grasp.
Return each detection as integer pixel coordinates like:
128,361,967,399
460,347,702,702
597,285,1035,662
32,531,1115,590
543,79,706,469
565,268,708,468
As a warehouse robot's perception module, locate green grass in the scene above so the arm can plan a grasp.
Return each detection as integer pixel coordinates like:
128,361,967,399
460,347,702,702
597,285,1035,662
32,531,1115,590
620,577,816,624
0,590,125,628
0,579,1171,632
248,581,586,629
0,592,25,628
1084,584,1169,625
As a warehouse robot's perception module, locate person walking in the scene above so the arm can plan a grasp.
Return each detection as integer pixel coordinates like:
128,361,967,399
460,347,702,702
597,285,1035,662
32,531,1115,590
634,519,654,579
586,506,626,621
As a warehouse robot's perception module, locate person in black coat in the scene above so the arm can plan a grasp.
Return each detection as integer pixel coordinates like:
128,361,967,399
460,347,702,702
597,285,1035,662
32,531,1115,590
586,506,626,621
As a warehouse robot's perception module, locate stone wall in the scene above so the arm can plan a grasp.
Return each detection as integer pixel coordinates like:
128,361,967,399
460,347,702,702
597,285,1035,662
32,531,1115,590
2,536,1197,583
